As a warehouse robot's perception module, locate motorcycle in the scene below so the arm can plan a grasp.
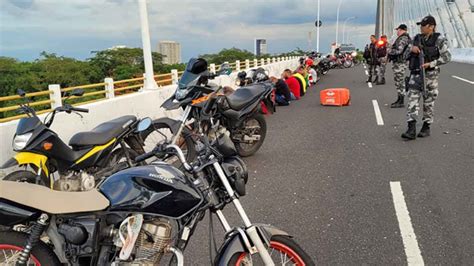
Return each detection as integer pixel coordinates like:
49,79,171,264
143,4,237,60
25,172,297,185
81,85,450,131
142,58,273,160
0,88,151,191
0,131,314,265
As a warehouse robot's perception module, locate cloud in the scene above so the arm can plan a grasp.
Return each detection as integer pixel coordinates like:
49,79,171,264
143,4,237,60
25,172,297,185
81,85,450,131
0,0,385,61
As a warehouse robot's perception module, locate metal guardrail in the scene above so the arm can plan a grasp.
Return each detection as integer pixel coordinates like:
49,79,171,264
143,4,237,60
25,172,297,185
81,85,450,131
0,56,296,123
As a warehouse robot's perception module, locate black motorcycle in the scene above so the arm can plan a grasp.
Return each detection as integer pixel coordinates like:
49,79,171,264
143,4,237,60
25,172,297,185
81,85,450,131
141,58,274,160
0,89,151,191
0,131,314,265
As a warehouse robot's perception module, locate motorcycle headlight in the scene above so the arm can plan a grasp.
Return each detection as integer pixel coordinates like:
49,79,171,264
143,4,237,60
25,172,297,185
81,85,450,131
351,51,357,57
13,132,33,151
175,89,188,100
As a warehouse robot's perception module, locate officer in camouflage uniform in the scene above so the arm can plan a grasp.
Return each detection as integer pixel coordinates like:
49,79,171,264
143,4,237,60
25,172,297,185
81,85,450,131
375,35,388,85
388,24,411,108
401,15,451,140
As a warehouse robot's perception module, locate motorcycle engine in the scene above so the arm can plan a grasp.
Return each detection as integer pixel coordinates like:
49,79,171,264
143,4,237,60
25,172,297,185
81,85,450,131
133,219,172,264
54,172,96,191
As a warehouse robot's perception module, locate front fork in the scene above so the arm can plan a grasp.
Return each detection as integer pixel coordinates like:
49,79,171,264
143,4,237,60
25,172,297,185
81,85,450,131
212,161,275,265
171,105,192,145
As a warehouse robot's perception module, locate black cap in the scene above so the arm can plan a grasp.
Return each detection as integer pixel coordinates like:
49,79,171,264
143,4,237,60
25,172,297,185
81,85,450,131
416,15,436,26
395,24,408,31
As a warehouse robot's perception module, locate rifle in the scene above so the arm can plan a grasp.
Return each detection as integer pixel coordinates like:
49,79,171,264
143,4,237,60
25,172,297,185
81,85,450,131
419,48,427,97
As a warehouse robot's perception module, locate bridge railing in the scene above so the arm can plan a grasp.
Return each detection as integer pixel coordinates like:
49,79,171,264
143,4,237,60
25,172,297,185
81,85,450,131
0,56,297,123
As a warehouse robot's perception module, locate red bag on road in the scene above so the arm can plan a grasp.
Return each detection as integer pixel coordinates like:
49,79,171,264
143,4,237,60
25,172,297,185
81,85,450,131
320,88,350,106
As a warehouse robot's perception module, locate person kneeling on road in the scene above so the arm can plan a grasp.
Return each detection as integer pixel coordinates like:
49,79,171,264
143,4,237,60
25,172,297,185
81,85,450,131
270,76,292,106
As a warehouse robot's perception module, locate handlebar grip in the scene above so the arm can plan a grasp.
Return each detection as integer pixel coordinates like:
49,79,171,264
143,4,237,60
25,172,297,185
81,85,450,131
70,107,89,113
134,150,155,163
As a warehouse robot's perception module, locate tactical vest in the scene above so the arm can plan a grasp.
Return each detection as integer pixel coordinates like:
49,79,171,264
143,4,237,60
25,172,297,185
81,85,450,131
421,33,441,64
391,33,411,63
409,33,440,72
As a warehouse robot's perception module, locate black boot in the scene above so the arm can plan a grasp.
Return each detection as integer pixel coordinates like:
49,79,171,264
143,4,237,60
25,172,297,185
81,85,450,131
381,77,386,84
401,121,417,140
375,78,383,85
366,75,372,83
417,122,431,138
391,95,404,108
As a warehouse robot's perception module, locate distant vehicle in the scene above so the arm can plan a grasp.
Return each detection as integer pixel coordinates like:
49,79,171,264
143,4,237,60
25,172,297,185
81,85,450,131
339,44,356,54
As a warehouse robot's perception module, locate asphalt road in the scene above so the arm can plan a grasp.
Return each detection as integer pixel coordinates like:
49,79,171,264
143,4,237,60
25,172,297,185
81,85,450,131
185,62,473,265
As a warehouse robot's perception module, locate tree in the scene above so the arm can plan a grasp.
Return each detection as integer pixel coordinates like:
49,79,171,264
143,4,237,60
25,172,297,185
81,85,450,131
199,47,256,64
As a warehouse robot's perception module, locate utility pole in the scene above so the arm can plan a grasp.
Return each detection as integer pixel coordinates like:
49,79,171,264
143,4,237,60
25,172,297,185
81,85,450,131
335,0,343,46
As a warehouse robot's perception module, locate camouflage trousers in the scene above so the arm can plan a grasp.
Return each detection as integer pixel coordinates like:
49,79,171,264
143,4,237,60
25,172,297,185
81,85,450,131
406,70,440,123
376,62,386,81
392,62,408,96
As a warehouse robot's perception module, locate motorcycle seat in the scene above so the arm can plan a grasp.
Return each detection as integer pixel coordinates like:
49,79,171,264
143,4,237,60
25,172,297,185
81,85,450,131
0,181,109,214
226,84,267,110
69,115,137,148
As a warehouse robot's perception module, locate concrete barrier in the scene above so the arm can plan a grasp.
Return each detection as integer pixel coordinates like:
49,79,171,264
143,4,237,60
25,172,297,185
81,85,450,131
0,59,299,175
451,48,474,64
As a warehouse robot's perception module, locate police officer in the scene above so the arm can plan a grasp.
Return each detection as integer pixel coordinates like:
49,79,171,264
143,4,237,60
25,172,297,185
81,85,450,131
375,35,388,85
388,24,411,108
401,15,451,140
363,35,377,83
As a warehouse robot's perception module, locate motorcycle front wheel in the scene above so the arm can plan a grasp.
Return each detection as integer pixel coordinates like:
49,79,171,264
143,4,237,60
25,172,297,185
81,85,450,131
229,235,315,266
232,113,267,157
140,121,196,167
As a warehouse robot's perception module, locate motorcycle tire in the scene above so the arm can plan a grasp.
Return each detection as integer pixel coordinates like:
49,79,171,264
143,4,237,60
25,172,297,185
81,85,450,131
229,235,315,266
343,60,353,68
140,121,197,165
3,170,47,186
233,113,267,157
0,231,61,266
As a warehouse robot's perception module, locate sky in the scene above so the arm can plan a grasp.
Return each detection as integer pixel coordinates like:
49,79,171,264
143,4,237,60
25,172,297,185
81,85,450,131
0,0,472,62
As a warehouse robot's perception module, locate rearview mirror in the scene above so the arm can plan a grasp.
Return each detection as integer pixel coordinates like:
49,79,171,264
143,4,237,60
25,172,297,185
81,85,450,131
136,117,152,132
71,88,85,97
17,89,26,97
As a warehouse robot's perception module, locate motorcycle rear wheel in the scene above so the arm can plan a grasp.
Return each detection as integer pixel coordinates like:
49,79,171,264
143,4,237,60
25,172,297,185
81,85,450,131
229,235,315,266
0,231,61,266
233,113,267,157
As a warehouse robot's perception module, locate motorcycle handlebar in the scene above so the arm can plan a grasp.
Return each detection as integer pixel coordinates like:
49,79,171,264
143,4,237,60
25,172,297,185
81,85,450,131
134,144,193,171
70,106,89,113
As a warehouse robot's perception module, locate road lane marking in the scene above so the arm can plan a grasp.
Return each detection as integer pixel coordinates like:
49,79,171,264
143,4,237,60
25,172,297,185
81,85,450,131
452,75,474,85
390,182,425,266
372,100,384,125
365,70,369,75
368,82,373,88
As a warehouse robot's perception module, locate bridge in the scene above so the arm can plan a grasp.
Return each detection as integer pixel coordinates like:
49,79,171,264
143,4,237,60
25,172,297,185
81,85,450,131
0,0,473,264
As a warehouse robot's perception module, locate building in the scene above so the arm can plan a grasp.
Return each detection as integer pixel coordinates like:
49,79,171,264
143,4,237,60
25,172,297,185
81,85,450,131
254,39,267,56
158,41,181,64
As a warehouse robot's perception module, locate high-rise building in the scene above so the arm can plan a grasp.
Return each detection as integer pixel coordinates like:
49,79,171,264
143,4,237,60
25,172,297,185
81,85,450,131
158,41,181,64
254,39,267,56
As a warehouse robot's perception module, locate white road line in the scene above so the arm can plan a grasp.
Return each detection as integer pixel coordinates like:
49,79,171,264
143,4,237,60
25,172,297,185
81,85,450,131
368,82,373,88
390,182,425,266
363,65,367,69
372,99,384,125
365,70,369,75
452,75,474,85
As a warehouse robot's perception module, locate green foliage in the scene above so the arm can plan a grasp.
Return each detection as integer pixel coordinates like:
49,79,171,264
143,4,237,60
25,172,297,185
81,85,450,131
199,47,256,64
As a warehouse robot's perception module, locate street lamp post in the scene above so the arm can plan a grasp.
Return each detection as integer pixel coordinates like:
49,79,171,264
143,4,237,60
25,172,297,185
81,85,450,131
342,16,356,44
316,0,320,52
138,0,158,90
335,0,343,47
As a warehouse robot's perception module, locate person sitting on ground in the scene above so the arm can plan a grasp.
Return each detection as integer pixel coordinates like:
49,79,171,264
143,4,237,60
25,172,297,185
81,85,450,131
270,76,292,106
282,69,300,100
305,57,318,85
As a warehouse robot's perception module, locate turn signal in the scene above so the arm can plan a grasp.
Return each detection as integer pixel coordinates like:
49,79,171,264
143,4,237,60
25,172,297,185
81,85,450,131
43,142,53,150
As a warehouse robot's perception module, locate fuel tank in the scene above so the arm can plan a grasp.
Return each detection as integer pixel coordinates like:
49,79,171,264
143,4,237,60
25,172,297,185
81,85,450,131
99,162,202,219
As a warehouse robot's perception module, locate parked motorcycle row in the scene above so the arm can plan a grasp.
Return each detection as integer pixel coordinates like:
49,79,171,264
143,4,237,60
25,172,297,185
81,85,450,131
0,58,315,265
